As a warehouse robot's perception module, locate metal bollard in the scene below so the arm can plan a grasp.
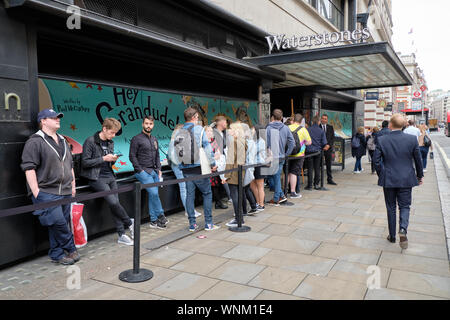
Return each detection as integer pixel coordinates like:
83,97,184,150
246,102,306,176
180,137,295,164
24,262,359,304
319,150,328,191
119,182,153,283
229,165,251,232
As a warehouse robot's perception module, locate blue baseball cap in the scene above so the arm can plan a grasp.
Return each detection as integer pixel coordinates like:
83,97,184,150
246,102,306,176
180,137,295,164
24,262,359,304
37,108,64,123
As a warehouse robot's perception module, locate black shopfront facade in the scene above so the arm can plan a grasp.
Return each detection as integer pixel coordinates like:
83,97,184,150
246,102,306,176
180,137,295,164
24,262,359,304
0,0,412,267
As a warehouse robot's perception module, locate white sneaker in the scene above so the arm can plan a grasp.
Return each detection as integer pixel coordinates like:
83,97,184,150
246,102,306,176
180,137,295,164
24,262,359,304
205,224,221,231
185,211,202,218
128,218,134,240
225,219,238,227
360,168,364,172
118,234,133,246
353,170,359,174
423,169,427,172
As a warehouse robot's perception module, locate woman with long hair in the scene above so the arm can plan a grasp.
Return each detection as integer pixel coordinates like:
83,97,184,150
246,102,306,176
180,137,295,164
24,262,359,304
418,124,432,172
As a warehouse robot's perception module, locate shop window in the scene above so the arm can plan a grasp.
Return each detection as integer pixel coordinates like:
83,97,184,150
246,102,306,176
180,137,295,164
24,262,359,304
305,0,344,30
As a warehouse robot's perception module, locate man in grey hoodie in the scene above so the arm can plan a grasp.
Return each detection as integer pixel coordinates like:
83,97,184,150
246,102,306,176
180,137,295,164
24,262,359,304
265,109,295,206
21,109,80,265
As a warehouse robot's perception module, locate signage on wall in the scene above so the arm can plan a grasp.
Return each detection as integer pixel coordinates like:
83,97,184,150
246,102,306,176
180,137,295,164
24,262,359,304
412,98,422,111
266,28,371,54
365,92,379,100
413,91,422,98
420,85,427,92
39,78,259,173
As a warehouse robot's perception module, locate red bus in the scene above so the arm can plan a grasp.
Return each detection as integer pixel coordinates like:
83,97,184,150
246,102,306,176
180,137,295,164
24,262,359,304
446,110,450,137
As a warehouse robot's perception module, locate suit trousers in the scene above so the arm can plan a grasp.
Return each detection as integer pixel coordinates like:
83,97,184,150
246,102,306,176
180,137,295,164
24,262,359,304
323,149,333,182
383,187,412,237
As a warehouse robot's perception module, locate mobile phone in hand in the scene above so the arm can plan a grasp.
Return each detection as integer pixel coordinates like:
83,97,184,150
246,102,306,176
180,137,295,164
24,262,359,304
115,153,123,157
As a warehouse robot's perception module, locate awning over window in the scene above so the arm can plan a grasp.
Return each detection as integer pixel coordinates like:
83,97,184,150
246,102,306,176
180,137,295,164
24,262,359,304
245,42,413,91
401,109,429,113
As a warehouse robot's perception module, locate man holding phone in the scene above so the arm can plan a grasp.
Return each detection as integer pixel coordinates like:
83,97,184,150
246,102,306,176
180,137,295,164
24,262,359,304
81,118,134,246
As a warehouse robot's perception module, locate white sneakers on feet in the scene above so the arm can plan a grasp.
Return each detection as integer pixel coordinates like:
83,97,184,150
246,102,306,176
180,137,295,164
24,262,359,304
185,210,202,218
128,218,134,240
118,234,133,246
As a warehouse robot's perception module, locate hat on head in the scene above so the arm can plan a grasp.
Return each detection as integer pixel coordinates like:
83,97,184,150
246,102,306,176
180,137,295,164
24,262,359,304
37,109,63,123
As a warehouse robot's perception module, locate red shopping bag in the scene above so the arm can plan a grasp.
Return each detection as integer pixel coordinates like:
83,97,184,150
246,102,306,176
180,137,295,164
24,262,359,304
70,203,87,248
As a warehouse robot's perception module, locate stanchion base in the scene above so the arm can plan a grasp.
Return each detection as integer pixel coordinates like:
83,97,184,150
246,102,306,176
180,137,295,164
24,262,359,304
119,269,153,283
229,225,251,233
280,201,295,206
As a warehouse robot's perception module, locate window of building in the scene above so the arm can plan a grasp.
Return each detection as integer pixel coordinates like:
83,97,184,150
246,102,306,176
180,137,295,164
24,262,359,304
306,0,344,30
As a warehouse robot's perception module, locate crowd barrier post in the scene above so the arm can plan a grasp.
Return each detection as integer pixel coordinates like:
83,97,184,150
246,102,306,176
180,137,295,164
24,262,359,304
283,158,289,197
229,164,251,233
119,181,153,283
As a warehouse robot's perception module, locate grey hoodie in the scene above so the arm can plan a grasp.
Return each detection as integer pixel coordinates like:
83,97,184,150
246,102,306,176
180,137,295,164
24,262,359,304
21,130,73,196
266,121,295,159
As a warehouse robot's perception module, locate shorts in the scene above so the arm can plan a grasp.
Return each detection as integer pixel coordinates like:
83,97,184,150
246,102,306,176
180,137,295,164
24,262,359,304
288,157,305,176
254,166,266,180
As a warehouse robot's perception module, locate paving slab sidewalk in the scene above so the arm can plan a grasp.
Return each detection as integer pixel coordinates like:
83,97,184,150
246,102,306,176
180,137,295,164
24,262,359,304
1,157,449,300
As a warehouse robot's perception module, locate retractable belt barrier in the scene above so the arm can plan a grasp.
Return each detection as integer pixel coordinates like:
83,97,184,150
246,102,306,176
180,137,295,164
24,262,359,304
0,150,323,283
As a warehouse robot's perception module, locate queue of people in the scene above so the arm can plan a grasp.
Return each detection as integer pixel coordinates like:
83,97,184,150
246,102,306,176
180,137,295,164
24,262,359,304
19,107,339,265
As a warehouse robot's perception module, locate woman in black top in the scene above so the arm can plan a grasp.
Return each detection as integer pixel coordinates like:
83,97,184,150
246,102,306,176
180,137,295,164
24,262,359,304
352,127,367,173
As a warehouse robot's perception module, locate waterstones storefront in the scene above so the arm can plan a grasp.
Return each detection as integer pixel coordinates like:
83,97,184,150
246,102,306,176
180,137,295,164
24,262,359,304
0,0,412,267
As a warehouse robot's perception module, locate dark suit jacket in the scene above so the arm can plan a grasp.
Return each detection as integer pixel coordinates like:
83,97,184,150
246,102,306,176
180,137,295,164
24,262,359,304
373,130,423,188
321,124,335,150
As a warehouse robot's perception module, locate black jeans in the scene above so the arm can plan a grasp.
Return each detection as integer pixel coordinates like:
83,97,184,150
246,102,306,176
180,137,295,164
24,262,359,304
306,153,321,187
89,177,132,236
229,184,247,223
245,185,257,209
324,149,333,182
368,150,375,173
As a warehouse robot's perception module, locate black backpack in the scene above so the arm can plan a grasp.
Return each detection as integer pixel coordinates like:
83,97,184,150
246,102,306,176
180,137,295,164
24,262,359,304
290,126,303,155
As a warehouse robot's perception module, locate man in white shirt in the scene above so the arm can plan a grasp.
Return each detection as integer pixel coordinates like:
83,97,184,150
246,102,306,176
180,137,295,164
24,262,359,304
403,120,421,141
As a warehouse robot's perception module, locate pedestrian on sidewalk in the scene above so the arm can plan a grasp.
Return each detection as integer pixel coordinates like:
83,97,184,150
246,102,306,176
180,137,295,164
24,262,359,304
374,114,424,249
366,126,379,174
418,124,432,173
404,119,421,142
81,118,134,246
175,107,220,232
305,115,327,190
288,113,311,198
265,109,295,205
129,116,169,230
320,114,337,185
168,124,202,219
351,127,367,173
225,122,249,227
250,124,267,211
21,108,80,265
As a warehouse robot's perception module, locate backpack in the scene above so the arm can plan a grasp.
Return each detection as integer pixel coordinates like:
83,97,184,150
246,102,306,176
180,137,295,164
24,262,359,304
367,135,376,151
290,126,303,155
351,135,361,149
423,134,432,147
173,125,199,165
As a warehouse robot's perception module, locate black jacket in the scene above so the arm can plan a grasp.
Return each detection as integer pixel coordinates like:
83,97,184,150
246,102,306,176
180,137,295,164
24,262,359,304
321,124,335,151
374,130,423,188
129,132,161,174
21,130,74,196
351,133,367,158
81,131,116,180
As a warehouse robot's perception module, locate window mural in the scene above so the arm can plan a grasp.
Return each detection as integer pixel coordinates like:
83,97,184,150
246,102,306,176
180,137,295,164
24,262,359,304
39,78,258,173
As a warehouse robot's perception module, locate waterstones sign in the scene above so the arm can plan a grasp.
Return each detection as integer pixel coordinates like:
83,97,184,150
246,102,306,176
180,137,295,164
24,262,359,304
266,28,371,54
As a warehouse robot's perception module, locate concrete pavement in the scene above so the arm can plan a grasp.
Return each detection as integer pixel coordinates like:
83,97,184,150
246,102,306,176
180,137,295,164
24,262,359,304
1,155,449,300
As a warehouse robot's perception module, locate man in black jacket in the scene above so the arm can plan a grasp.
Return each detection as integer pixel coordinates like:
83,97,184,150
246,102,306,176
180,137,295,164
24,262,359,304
374,114,423,249
320,114,337,185
130,116,168,230
81,118,134,246
21,108,80,265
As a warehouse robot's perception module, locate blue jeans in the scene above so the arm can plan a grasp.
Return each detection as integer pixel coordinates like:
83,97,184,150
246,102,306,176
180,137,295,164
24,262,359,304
383,187,412,237
271,160,285,201
31,191,77,261
183,170,213,227
171,165,187,210
354,156,362,171
419,146,429,169
135,170,164,222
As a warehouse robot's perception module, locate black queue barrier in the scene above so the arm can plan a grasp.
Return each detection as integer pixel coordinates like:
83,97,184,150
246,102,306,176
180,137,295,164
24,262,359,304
0,151,326,283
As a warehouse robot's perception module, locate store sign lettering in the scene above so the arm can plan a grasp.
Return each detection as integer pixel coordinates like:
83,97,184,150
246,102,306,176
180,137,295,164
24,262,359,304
266,28,371,54
3,92,21,111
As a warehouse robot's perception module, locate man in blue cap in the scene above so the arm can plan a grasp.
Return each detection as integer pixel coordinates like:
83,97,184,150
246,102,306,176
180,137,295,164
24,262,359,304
21,108,80,265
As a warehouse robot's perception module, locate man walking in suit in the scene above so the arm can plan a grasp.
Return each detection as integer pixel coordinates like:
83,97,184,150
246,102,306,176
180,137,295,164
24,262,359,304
374,114,424,249
320,114,337,185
